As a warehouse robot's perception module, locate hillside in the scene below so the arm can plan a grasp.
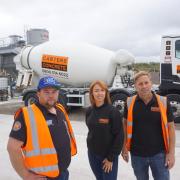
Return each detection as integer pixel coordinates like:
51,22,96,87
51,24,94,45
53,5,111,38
133,62,160,84
133,62,160,72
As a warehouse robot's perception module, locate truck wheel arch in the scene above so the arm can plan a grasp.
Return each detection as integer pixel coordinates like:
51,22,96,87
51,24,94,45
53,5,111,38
23,91,38,106
166,94,180,123
58,89,69,111
110,90,132,115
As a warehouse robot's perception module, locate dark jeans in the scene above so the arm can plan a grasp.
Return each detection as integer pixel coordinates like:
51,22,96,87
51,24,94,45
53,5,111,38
131,152,169,180
47,169,69,180
88,150,119,180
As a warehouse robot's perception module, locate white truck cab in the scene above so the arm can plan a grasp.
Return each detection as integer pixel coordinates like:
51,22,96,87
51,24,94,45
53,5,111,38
159,35,180,122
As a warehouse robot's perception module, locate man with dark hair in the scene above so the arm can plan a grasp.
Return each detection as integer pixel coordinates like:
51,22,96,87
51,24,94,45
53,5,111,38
7,76,77,180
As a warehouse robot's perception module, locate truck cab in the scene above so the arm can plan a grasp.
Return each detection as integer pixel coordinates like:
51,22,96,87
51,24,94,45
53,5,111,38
159,35,180,122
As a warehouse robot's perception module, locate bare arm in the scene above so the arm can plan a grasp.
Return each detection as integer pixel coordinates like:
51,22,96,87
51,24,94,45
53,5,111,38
7,137,46,179
7,137,28,178
121,118,129,162
169,122,175,154
165,122,176,169
122,118,127,148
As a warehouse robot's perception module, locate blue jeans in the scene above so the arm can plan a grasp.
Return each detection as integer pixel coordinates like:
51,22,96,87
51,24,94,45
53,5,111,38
88,150,119,180
47,169,69,180
131,152,169,180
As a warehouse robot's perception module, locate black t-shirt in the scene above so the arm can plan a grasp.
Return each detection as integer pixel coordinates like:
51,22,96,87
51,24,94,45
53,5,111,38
86,103,124,161
124,93,174,157
9,102,71,176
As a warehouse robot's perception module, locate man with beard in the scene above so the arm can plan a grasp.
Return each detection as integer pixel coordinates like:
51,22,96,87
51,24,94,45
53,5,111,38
122,71,175,180
7,76,77,180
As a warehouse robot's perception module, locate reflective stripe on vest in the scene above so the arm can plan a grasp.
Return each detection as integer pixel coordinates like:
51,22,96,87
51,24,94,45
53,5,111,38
30,165,59,173
126,96,136,148
126,94,169,152
23,147,56,157
159,96,167,108
127,96,133,109
27,106,39,150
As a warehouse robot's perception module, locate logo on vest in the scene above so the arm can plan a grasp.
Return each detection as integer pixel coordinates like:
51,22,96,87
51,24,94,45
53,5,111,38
13,121,21,131
46,119,53,126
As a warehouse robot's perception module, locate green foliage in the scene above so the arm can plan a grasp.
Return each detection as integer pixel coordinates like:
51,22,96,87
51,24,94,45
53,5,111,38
133,62,160,72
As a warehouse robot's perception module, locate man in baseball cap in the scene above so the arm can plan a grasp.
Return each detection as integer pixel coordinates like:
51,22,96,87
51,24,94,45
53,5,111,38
7,76,77,180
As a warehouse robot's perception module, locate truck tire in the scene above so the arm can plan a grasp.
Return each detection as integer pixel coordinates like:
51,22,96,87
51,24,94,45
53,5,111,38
24,93,38,106
167,94,180,123
58,92,69,111
111,93,128,116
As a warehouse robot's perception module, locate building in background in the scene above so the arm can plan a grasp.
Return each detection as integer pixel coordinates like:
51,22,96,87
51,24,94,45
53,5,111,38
0,35,25,79
26,28,49,46
0,28,49,80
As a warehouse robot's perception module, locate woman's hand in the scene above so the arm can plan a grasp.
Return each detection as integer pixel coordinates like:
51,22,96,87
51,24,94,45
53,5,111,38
121,146,129,162
102,158,113,173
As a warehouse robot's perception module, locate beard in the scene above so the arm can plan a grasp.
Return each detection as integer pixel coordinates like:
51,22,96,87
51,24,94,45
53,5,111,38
44,100,57,109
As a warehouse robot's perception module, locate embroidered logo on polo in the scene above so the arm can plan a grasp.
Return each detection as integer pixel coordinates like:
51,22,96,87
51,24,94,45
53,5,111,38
98,118,109,124
46,120,53,126
151,107,160,112
13,121,21,131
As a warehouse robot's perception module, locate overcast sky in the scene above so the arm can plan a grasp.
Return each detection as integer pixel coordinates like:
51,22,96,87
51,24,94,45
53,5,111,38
0,0,180,61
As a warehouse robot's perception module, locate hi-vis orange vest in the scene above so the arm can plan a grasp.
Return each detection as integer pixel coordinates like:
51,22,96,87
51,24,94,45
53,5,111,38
21,103,77,178
126,94,169,153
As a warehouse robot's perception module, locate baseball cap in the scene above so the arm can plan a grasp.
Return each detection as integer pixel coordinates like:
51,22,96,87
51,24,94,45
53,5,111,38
37,76,61,90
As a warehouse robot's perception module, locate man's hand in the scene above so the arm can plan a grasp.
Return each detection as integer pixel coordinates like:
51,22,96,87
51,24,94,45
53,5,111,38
165,152,175,169
121,146,129,163
23,171,47,180
102,158,113,173
166,122,175,170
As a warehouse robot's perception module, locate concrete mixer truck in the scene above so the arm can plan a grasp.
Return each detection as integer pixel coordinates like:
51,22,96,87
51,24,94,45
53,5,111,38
14,41,135,113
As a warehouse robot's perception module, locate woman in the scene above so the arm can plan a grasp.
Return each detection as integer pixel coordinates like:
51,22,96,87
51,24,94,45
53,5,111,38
86,80,124,180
